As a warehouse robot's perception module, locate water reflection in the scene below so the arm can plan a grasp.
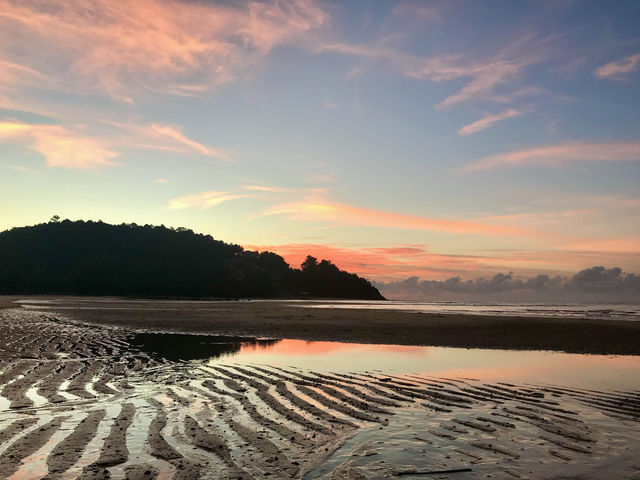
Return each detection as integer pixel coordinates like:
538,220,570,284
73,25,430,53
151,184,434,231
131,333,278,361
130,333,640,390
213,339,640,391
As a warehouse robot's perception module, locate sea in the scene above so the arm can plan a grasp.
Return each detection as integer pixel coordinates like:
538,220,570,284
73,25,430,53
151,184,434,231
293,299,640,321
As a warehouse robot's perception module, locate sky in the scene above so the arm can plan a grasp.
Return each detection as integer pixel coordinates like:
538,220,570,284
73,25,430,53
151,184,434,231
1,0,639,289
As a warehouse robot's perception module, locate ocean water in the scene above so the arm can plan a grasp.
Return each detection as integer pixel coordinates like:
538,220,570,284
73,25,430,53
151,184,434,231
293,300,640,321
16,297,640,321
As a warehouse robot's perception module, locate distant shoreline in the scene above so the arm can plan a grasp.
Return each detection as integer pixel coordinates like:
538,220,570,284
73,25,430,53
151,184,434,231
13,296,640,356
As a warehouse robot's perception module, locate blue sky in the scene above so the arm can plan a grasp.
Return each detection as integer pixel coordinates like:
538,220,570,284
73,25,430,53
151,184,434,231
1,0,639,282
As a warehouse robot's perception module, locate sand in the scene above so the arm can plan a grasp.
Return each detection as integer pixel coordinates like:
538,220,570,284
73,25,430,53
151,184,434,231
26,296,640,355
0,301,639,479
0,296,19,309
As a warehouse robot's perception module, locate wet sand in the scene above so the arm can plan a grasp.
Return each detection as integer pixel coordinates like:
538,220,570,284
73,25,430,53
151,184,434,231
0,306,639,479
0,296,20,310
21,297,640,355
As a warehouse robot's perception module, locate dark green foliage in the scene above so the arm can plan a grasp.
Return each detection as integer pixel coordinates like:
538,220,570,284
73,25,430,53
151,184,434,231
0,219,385,300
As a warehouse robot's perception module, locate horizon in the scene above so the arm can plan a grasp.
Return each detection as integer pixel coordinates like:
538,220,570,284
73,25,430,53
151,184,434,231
3,217,639,302
1,0,639,289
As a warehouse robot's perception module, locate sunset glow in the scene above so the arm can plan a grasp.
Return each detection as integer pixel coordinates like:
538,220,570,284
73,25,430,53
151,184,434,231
1,0,639,290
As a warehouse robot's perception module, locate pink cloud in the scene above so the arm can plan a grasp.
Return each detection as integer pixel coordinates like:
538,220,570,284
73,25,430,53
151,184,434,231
100,121,232,161
243,243,581,282
457,109,523,136
595,53,640,78
146,124,231,161
455,141,640,173
0,120,118,169
245,243,486,280
245,239,640,283
0,0,328,99
259,199,528,236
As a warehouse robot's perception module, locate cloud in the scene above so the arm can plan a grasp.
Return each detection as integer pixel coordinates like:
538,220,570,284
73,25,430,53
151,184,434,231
0,59,55,90
155,178,167,184
0,120,118,169
457,109,523,136
145,124,231,161
102,121,231,161
242,185,287,193
0,0,328,99
167,184,292,211
2,118,230,168
246,240,640,287
595,53,640,78
433,60,528,109
568,266,640,292
323,35,546,109
259,198,528,236
455,141,640,173
376,266,640,300
245,243,494,280
167,191,249,211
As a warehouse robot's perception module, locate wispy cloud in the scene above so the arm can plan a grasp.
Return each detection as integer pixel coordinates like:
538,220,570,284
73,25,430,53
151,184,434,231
457,109,523,136
103,121,231,161
455,141,640,173
2,118,228,167
595,53,640,78
242,185,287,193
167,184,297,210
323,35,547,109
145,124,231,161
259,198,528,236
167,191,249,211
0,120,118,169
0,0,328,100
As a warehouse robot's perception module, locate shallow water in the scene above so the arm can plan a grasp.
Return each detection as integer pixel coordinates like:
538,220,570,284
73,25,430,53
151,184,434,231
294,300,640,321
16,297,640,321
128,332,640,391
212,339,640,391
305,398,640,480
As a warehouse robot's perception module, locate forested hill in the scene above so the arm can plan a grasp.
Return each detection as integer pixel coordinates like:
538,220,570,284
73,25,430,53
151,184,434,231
0,219,385,300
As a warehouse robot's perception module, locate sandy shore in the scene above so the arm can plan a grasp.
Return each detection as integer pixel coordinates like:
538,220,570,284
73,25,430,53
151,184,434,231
28,297,640,355
0,296,19,309
0,306,638,479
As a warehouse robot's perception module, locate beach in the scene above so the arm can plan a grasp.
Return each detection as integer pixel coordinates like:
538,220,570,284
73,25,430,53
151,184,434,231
0,298,639,479
15,296,640,355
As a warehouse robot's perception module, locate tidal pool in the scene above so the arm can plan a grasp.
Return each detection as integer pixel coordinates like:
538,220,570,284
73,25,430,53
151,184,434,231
214,339,640,390
131,333,640,391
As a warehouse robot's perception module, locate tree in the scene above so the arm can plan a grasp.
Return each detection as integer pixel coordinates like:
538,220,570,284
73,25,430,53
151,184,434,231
0,221,385,300
301,255,318,272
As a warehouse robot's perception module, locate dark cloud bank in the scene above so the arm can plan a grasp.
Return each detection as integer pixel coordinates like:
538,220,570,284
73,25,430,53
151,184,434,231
375,266,640,302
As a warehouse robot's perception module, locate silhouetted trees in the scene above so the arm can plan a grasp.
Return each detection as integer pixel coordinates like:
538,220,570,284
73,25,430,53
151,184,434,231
0,219,385,300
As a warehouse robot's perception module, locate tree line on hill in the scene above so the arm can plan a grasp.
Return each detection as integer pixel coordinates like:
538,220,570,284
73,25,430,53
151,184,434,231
0,218,385,300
